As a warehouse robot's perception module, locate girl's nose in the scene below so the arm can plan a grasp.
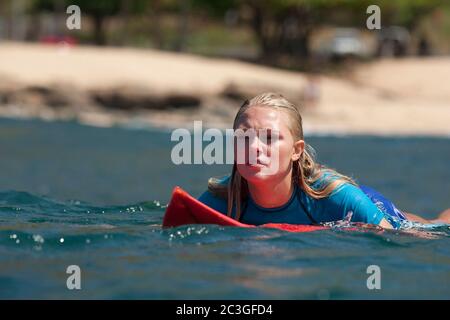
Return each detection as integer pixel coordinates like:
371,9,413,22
248,135,264,153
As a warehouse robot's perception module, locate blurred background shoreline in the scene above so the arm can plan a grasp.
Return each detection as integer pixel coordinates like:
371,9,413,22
1,41,450,136
1,0,450,136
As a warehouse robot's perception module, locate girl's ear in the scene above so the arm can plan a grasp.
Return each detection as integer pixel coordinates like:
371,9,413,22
292,140,305,161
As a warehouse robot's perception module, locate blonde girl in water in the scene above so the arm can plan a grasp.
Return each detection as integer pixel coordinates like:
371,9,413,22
198,93,450,229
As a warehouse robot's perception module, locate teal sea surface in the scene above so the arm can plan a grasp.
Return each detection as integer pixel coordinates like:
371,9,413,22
0,118,449,299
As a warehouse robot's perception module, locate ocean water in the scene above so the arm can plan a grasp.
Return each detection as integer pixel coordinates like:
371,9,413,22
0,118,449,299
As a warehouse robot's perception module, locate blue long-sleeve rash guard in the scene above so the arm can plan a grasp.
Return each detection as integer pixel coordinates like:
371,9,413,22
198,174,393,226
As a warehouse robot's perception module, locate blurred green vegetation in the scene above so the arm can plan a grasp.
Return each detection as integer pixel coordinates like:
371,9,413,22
0,0,449,69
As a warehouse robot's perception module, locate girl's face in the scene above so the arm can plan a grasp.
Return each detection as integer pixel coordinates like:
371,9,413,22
234,106,304,186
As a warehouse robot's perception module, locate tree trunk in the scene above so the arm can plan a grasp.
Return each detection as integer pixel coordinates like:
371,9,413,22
25,13,41,41
119,0,130,46
295,30,311,58
93,14,106,45
54,0,65,37
149,0,163,49
248,4,312,65
249,4,274,63
174,0,189,52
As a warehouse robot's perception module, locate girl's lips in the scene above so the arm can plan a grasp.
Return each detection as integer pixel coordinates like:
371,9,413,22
246,163,265,168
245,158,269,167
244,164,265,171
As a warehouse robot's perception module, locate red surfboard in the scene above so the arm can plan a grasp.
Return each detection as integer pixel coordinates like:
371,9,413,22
163,187,327,233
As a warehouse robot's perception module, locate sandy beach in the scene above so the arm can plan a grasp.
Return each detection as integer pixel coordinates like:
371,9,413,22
0,42,449,136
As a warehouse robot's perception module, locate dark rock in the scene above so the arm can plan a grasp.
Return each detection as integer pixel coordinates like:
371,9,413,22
90,87,201,110
162,95,201,109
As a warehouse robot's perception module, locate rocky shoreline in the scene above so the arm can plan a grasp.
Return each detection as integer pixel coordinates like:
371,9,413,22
0,80,271,130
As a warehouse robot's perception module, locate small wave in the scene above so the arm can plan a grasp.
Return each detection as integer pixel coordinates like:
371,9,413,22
0,190,164,214
0,190,166,234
